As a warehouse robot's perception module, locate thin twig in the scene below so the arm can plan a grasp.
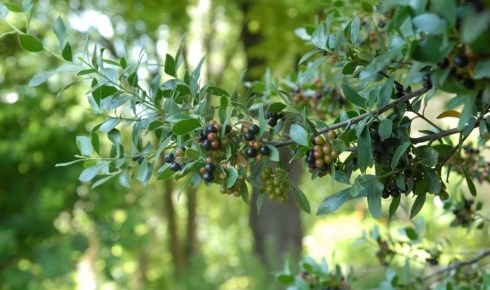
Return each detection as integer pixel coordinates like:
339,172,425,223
418,248,490,283
266,87,428,148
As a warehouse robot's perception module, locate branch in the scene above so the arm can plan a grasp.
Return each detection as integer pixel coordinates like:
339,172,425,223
410,128,462,144
266,87,429,147
419,248,490,283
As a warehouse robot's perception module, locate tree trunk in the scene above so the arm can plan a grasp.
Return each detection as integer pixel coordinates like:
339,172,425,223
240,0,304,271
163,180,185,276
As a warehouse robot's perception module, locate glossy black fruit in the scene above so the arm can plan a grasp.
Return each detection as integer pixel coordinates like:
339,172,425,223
259,145,271,156
225,124,232,133
243,132,255,141
170,162,182,171
248,124,259,135
202,172,214,182
204,163,216,172
207,124,217,133
202,140,212,150
453,53,469,67
246,147,258,158
164,153,175,163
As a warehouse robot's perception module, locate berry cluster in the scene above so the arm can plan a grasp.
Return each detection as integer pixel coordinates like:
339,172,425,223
219,175,246,197
199,157,216,183
437,51,477,89
305,131,338,177
264,110,284,127
164,146,187,171
242,123,271,161
260,167,288,203
197,120,233,158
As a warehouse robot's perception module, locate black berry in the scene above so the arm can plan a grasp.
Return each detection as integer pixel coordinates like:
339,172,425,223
259,145,271,156
204,163,216,172
248,124,259,135
170,162,182,171
202,172,214,182
225,124,232,133
463,78,475,89
202,140,212,150
243,132,255,141
453,53,469,67
207,124,217,133
164,153,175,163
246,147,258,158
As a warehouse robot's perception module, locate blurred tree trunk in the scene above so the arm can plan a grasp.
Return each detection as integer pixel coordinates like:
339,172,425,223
240,0,303,271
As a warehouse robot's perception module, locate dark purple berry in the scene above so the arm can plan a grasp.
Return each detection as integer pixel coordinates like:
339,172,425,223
268,119,278,127
248,124,259,135
259,145,271,156
244,132,255,141
225,124,232,133
164,153,175,163
265,111,272,119
437,58,449,68
463,78,475,89
202,140,212,150
202,172,214,182
207,124,217,133
453,53,469,67
204,163,216,172
246,147,258,158
200,130,207,142
170,162,182,171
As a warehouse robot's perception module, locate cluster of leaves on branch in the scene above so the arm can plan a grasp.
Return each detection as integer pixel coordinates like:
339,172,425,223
2,0,490,219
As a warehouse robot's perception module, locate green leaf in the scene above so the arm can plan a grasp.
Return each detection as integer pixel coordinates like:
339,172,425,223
462,166,477,197
156,165,174,180
4,3,23,12
99,118,120,133
137,159,149,183
431,0,456,28
388,195,400,220
62,42,73,61
461,11,490,44
413,37,451,63
350,17,360,42
342,84,366,109
164,53,177,77
172,118,201,135
317,188,358,215
290,185,311,214
410,192,426,219
53,16,65,47
79,162,108,182
76,136,93,157
365,178,383,219
226,168,238,188
268,145,280,162
331,139,346,153
28,70,56,87
18,34,44,52
458,97,475,130
342,61,358,75
417,146,438,167
240,182,249,204
268,102,286,113
378,119,393,140
334,171,350,184
208,86,230,97
474,58,490,79
290,124,309,146
378,77,394,109
0,4,9,19
275,273,295,284
299,56,327,85
391,141,411,169
118,170,130,188
404,227,419,240
358,127,373,172
412,13,446,35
